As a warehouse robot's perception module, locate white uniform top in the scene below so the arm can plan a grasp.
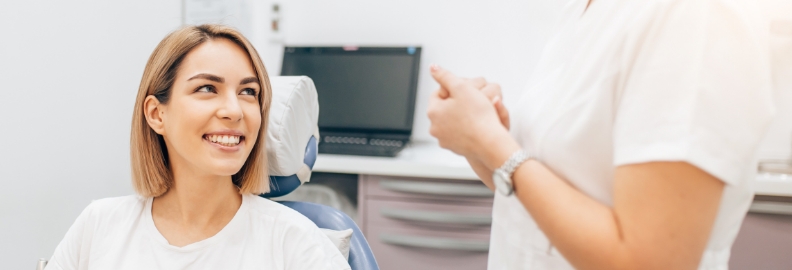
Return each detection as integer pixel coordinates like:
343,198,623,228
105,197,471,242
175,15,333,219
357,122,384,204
45,194,350,270
488,0,774,269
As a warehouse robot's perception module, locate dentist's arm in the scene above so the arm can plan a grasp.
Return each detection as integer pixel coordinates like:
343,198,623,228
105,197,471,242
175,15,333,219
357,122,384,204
427,66,724,270
442,78,509,191
465,156,495,190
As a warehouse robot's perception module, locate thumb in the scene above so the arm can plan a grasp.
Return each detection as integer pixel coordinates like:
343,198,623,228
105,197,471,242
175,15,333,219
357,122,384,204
430,64,462,95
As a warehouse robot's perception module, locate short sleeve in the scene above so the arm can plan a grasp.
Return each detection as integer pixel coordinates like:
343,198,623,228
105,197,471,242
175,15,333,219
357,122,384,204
281,224,351,270
45,201,97,270
613,0,775,186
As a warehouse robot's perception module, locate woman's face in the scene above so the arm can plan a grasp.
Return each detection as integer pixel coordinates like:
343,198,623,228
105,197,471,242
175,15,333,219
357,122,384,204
153,38,262,178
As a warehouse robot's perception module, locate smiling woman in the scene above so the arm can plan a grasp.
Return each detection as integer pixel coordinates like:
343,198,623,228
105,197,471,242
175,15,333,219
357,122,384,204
44,25,350,270
131,25,270,197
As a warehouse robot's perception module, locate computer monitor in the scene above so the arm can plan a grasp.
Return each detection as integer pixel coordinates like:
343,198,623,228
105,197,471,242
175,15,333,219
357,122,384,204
280,46,421,157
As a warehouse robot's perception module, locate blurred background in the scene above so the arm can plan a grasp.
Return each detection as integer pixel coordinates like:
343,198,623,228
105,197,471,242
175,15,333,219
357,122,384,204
0,0,789,269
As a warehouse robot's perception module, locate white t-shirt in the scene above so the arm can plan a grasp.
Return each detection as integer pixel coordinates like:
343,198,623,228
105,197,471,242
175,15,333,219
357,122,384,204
45,194,351,270
488,0,774,269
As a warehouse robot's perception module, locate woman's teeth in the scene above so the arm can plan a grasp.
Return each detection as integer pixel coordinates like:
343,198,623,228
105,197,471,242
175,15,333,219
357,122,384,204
206,135,241,146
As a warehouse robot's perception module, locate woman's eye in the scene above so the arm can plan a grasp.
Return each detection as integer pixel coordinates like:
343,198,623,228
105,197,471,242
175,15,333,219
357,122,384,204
240,88,257,96
196,85,216,93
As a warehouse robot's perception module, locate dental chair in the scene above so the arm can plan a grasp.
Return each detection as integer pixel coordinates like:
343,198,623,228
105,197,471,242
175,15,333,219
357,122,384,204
37,76,378,270
260,76,379,270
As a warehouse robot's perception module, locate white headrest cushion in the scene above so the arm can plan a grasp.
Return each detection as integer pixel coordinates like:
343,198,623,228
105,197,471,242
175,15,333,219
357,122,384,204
266,76,320,177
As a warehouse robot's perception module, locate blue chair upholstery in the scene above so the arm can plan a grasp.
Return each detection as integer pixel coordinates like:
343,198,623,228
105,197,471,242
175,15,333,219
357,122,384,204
262,136,318,198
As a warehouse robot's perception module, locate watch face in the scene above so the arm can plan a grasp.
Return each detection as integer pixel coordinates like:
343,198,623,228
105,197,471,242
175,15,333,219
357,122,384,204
494,170,513,196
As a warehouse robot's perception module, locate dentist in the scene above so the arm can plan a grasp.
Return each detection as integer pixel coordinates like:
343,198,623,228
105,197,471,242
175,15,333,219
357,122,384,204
427,0,773,269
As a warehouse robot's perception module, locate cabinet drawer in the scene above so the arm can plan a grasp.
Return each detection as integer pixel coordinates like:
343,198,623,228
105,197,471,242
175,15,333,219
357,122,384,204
363,175,493,204
368,225,490,270
366,199,492,235
730,197,792,269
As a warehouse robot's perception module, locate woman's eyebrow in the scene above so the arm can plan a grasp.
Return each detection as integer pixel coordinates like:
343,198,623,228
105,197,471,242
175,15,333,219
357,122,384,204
240,77,259,85
188,73,224,83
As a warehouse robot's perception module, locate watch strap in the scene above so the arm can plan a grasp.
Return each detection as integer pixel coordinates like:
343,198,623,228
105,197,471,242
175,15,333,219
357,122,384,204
498,150,530,176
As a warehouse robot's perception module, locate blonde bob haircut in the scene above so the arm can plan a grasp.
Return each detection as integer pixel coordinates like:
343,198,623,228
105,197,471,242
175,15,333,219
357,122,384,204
131,24,272,197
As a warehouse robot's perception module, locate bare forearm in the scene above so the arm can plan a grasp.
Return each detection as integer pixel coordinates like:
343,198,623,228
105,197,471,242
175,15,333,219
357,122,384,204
466,156,495,190
466,136,622,264
474,131,720,269
512,161,630,269
475,136,629,268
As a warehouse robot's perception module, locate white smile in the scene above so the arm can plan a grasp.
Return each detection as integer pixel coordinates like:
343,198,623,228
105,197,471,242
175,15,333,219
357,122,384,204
204,134,243,147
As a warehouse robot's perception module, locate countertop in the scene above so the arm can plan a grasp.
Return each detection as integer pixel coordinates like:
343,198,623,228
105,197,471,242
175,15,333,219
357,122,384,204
314,142,792,197
314,141,478,180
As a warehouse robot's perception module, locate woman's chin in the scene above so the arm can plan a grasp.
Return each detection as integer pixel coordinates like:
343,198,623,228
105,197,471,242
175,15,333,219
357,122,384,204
203,163,247,177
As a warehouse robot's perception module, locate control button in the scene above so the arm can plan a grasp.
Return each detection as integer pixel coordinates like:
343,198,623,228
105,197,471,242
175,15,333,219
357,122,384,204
370,139,403,147
323,136,367,144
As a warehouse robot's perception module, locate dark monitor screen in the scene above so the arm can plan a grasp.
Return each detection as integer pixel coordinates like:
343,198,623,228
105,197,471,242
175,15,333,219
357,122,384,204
280,47,421,134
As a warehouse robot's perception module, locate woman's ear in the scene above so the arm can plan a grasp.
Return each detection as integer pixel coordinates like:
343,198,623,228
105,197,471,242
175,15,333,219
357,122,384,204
144,96,166,135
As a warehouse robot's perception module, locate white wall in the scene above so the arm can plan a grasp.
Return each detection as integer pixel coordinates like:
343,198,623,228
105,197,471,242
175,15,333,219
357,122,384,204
256,0,791,159
0,0,181,268
254,0,566,142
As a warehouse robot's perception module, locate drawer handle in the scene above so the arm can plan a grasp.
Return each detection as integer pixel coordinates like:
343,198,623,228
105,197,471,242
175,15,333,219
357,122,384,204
380,233,489,252
379,180,492,197
750,201,792,216
380,207,492,225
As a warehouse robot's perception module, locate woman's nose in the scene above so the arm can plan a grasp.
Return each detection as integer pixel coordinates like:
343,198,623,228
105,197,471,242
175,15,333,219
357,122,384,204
217,91,243,122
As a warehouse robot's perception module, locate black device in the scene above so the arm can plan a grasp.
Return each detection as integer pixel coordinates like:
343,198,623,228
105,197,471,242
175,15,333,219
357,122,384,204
281,46,421,157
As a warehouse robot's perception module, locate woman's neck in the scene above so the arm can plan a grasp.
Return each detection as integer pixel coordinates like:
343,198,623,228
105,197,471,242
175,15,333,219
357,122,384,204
151,164,243,246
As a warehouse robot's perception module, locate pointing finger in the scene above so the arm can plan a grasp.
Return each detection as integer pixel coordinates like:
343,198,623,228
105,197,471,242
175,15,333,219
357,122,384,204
430,64,464,95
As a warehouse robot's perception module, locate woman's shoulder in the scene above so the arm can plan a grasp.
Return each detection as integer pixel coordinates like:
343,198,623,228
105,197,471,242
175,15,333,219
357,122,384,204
79,195,147,222
244,194,318,230
86,195,145,211
244,195,351,269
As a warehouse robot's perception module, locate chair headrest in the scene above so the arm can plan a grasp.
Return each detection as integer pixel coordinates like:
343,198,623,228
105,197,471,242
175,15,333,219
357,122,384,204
262,76,319,198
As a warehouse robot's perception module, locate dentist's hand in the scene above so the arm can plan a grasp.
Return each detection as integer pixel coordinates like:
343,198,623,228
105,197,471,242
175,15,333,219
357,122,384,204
438,75,510,130
480,81,510,130
428,65,510,158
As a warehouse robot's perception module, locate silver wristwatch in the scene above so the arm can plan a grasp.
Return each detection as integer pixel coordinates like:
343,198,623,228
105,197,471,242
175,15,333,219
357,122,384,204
492,150,530,196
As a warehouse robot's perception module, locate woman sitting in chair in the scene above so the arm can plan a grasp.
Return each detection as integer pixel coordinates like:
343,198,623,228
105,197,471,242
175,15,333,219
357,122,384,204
45,24,350,270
